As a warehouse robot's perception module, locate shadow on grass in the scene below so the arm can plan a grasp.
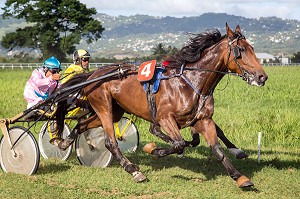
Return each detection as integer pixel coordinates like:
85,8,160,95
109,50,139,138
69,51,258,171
111,141,299,186
37,163,72,174
36,152,78,174
36,139,298,191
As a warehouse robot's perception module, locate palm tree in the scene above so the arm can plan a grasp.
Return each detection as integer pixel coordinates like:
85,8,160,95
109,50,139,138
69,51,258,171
152,43,178,61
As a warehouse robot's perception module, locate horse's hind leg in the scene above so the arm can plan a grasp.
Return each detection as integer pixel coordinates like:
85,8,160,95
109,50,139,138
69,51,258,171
88,94,146,182
215,124,248,159
193,119,253,188
102,114,147,182
58,113,100,150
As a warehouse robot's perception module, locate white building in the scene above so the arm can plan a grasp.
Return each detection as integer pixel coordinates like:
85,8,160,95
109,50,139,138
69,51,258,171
279,57,291,65
255,53,275,64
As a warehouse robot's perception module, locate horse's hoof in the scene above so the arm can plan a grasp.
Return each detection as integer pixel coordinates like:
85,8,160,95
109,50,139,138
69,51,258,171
237,175,254,188
236,152,249,159
177,149,184,158
228,148,248,159
133,171,147,183
143,142,156,154
49,137,63,146
177,153,184,158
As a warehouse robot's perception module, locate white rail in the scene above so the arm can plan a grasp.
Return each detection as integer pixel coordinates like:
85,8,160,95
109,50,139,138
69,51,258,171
1,62,299,69
0,63,113,69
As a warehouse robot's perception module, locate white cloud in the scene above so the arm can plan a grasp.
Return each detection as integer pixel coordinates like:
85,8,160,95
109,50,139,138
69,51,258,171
80,0,300,21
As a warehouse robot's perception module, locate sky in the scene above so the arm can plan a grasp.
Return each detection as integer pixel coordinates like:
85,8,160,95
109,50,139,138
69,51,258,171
79,0,300,21
0,0,300,21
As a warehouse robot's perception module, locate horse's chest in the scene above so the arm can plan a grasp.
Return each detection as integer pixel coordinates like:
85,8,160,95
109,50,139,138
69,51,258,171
175,95,214,126
196,96,214,119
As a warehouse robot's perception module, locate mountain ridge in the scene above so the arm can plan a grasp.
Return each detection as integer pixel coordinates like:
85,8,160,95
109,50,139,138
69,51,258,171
1,13,299,58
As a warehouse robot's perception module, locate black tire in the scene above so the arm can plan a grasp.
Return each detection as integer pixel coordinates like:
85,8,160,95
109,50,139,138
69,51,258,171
39,121,72,160
0,126,40,175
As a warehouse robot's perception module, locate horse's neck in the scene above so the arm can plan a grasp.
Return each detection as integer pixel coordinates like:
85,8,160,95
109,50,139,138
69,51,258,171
186,41,228,96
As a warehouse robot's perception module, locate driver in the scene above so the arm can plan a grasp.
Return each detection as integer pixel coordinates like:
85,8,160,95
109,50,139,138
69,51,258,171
61,49,90,83
24,56,61,109
52,49,92,149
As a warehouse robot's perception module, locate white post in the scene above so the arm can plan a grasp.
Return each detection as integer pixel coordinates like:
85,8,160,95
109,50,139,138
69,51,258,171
258,132,262,163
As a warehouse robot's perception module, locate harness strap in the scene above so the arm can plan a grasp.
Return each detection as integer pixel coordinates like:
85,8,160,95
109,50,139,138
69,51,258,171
179,64,202,95
180,75,202,96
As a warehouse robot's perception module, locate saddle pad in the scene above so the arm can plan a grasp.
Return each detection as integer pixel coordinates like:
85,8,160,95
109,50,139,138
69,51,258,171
137,60,156,82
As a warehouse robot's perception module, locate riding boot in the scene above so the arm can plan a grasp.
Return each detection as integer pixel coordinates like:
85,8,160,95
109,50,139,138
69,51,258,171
57,129,79,151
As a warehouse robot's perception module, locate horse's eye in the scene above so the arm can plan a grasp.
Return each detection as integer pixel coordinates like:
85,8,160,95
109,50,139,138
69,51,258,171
239,46,245,52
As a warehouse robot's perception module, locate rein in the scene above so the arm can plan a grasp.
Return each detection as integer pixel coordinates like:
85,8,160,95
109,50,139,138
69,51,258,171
167,66,240,76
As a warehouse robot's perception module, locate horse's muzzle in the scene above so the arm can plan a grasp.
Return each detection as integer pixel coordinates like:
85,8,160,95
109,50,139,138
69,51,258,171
243,72,268,87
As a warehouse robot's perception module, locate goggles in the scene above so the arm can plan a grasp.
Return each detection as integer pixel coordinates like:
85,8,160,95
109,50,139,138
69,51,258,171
82,58,90,62
50,69,60,74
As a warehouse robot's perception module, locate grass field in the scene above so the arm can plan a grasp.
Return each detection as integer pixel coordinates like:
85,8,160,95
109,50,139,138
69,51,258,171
0,67,299,198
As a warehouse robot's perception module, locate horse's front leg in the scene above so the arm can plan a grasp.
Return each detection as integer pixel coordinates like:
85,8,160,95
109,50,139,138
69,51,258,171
144,116,185,158
194,119,253,188
187,124,248,159
149,123,173,144
215,124,248,159
184,127,200,147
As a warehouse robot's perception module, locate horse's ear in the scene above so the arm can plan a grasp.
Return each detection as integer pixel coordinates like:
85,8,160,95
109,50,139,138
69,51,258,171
226,22,234,37
236,25,241,33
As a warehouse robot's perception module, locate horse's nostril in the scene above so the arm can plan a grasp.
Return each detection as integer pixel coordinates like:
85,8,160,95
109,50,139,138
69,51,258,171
259,75,268,82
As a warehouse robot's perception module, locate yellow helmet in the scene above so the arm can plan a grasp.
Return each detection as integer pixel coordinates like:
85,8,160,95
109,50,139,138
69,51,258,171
73,49,90,64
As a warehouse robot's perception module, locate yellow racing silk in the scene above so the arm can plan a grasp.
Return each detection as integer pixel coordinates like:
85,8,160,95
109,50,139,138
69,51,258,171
61,64,85,84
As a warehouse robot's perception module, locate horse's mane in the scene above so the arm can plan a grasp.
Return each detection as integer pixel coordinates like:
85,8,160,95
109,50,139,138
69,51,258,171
165,29,225,66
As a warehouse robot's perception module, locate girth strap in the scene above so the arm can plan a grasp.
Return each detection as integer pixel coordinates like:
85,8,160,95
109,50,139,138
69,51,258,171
146,83,159,126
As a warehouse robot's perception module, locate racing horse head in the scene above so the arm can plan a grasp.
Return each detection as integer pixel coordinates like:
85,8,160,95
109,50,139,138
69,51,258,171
225,23,268,86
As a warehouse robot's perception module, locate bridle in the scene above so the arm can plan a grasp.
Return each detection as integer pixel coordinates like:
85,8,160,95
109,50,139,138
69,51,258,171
164,33,248,78
156,33,251,96
226,33,248,79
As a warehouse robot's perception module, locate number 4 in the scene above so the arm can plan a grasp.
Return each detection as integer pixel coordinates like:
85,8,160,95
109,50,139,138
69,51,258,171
141,63,152,77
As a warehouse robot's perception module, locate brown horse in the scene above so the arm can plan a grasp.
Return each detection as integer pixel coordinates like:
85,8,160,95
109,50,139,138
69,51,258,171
56,23,267,188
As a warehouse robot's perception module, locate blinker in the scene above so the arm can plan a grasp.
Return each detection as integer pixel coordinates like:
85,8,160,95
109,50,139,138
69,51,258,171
233,46,241,58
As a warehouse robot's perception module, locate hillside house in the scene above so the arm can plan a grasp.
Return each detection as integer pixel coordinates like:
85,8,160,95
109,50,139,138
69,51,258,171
255,53,275,64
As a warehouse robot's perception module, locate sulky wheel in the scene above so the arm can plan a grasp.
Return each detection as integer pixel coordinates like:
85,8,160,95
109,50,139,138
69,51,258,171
0,126,40,175
75,127,113,167
115,117,139,153
39,121,72,161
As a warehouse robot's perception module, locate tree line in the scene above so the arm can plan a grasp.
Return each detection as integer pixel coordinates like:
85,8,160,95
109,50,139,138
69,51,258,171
0,0,178,63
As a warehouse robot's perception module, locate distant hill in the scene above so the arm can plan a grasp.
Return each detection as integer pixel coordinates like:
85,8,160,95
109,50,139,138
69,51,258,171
1,13,300,59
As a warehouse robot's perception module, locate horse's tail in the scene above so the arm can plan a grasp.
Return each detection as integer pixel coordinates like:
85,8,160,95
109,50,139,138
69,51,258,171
55,98,68,136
